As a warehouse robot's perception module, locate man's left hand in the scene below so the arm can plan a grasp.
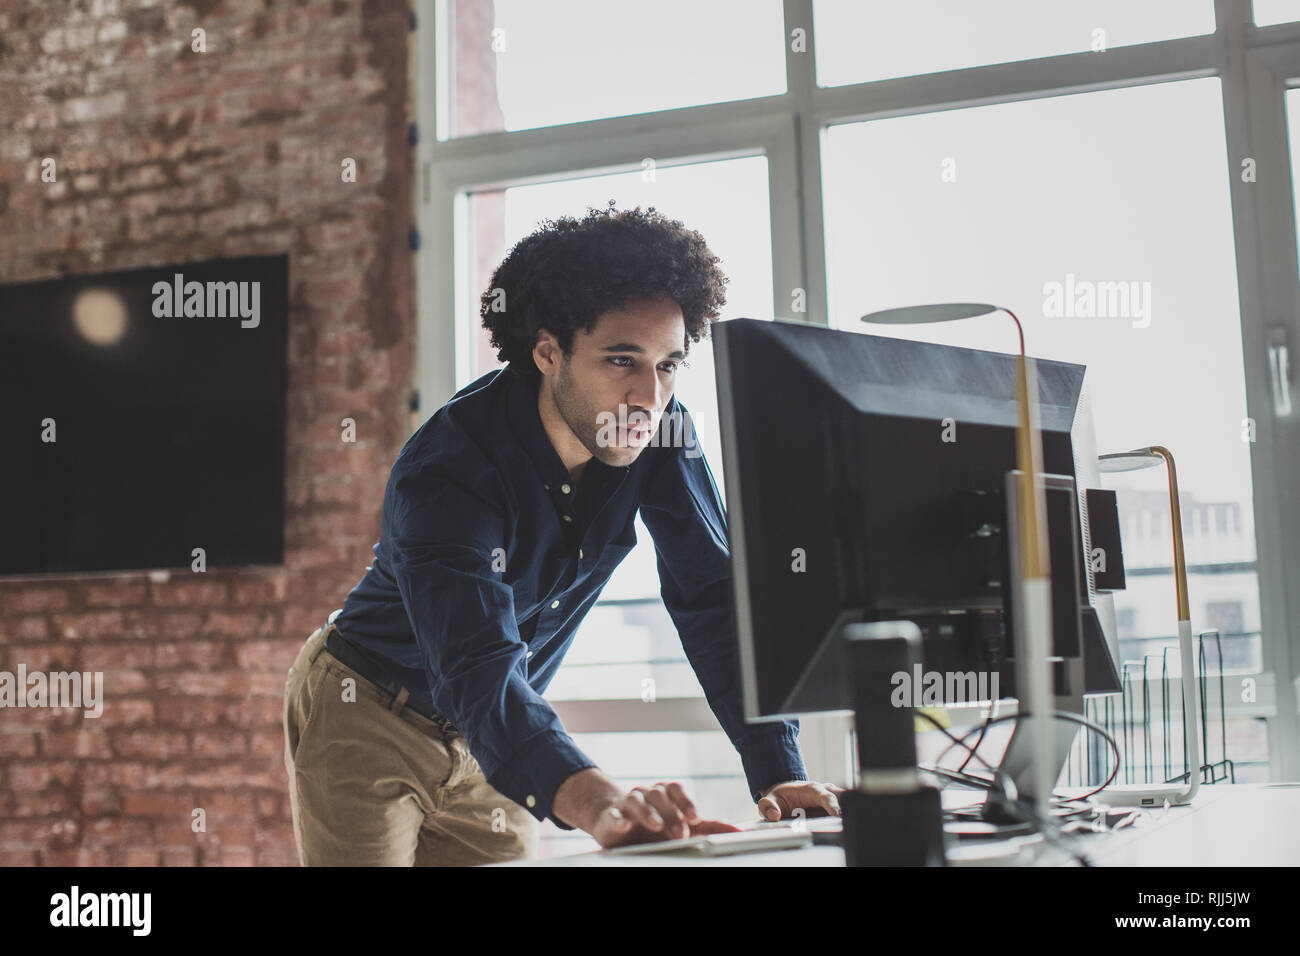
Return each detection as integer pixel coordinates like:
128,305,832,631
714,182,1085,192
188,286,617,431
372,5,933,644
756,780,847,821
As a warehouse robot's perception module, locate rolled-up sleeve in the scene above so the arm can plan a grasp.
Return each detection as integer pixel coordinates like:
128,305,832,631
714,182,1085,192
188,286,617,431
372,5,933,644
386,461,597,830
638,399,807,803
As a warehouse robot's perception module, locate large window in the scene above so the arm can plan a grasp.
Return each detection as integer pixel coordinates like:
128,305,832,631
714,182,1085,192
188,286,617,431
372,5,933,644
421,1,1300,851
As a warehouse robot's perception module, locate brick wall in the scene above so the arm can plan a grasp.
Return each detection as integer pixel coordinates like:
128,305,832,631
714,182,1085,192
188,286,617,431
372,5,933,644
0,0,414,865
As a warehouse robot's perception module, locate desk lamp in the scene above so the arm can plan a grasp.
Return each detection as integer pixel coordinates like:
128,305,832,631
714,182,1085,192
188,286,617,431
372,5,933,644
860,303,1055,819
1097,446,1202,805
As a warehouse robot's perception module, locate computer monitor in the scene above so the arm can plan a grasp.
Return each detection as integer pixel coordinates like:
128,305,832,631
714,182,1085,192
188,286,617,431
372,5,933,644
712,318,1121,728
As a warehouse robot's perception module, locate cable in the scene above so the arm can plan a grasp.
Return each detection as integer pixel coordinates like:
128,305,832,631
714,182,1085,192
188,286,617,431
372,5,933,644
919,708,1129,865
930,709,1121,802
914,709,1093,865
957,709,994,773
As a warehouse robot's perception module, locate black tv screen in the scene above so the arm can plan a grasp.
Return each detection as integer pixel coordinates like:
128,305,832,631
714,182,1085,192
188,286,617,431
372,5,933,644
0,254,289,576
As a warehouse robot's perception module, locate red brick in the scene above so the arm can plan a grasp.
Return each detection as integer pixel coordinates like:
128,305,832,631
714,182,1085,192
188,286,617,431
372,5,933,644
163,846,198,866
80,788,122,817
120,610,205,640
98,698,155,727
3,790,71,817
0,818,78,847
2,644,77,671
82,761,159,789
154,639,226,669
225,697,282,729
104,668,150,693
255,792,280,818
41,730,113,759
124,848,161,866
7,761,78,790
154,671,251,695
122,792,196,817
7,616,49,640
201,610,276,638
0,732,38,757
234,639,298,671
230,572,289,604
250,671,286,695
50,610,128,640
0,0,415,870
83,580,149,607
191,731,246,758
113,730,188,759
155,697,225,728
84,818,153,848
1,586,72,615
202,792,255,818
249,729,283,756
80,642,155,670
257,844,299,867
43,849,111,866
149,578,231,607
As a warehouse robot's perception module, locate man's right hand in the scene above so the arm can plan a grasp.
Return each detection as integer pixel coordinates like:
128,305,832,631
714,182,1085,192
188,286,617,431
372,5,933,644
553,768,742,848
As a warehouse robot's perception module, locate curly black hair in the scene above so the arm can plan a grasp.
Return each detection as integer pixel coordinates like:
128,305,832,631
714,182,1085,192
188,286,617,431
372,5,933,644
480,201,729,386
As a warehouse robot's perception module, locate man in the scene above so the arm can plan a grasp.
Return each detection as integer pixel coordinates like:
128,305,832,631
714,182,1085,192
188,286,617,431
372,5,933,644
284,203,844,866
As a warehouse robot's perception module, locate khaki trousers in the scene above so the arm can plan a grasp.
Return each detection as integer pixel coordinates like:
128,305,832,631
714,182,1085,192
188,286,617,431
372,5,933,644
283,624,539,866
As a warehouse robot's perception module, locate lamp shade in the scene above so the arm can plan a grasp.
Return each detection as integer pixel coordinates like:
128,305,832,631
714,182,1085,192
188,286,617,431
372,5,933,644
1098,448,1162,473
861,303,1002,325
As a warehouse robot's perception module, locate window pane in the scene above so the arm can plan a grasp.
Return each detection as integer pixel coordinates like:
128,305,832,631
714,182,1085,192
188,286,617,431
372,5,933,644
462,155,773,699
814,0,1215,87
1255,0,1300,26
445,0,786,138
822,78,1265,771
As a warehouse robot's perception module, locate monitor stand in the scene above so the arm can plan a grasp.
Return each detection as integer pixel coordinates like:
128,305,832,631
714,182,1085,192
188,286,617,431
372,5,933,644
998,714,1081,801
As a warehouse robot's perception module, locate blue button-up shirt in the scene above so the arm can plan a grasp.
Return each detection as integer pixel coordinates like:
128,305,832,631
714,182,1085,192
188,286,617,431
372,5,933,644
331,365,805,830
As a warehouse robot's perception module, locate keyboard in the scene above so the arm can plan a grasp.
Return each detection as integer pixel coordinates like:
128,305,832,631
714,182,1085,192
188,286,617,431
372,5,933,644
602,827,815,856
740,815,844,832
602,816,842,856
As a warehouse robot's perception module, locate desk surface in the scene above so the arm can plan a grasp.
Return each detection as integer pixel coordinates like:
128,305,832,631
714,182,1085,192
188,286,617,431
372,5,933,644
496,784,1300,867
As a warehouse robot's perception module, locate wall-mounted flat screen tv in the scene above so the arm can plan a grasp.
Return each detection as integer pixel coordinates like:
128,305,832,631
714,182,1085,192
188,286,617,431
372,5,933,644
0,254,289,577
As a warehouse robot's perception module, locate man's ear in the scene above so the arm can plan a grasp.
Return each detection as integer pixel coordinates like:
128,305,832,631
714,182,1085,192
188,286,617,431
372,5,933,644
533,328,563,377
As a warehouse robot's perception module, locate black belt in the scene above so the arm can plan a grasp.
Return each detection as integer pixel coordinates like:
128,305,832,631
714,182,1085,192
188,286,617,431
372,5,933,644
321,622,455,730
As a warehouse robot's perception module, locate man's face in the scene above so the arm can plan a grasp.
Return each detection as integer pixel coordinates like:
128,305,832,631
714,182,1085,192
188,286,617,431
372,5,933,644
547,296,687,469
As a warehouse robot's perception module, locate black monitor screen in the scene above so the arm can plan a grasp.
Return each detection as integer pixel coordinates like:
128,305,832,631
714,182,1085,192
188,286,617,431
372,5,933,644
0,254,289,576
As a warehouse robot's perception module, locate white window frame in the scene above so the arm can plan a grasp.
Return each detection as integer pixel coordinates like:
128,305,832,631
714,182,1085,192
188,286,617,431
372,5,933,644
415,0,1300,783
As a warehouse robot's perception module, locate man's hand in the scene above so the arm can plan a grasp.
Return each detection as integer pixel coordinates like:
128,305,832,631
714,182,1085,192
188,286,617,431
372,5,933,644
591,781,743,848
553,768,741,848
756,780,847,821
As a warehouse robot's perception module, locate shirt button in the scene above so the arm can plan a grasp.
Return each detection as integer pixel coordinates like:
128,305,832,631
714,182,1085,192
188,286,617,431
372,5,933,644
526,651,534,659
562,514,573,523
578,548,584,559
526,795,536,808
561,483,571,494
550,600,560,609
544,484,550,491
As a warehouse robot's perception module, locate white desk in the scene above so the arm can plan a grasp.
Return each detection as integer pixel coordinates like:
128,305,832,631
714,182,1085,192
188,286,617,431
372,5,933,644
495,783,1300,867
